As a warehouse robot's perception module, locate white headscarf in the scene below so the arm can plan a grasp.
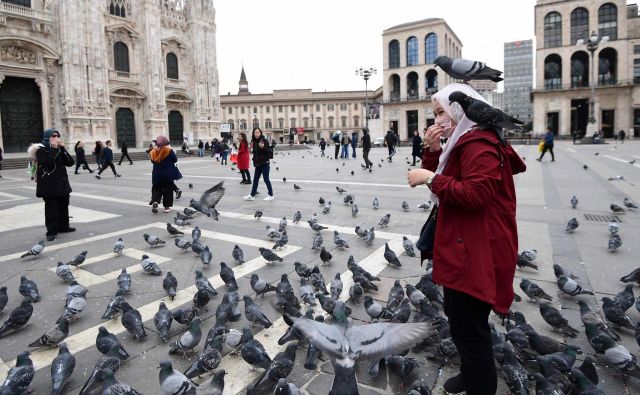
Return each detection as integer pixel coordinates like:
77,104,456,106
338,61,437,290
430,83,488,203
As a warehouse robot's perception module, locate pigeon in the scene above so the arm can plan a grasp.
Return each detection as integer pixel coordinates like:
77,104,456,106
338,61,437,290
174,217,191,226
158,360,197,395
608,222,620,236
333,230,349,249
18,276,40,302
116,268,131,294
417,202,432,210
294,261,312,279
176,211,193,221
259,247,283,264
59,296,86,321
154,302,173,343
378,213,391,227
621,268,640,285
140,254,162,275
583,164,588,169
219,262,236,286
539,303,580,337
200,246,212,267
273,378,299,395
0,287,7,315
279,217,288,232
614,284,635,312
101,368,142,395
385,355,420,389
318,197,325,206
387,280,405,311
51,342,75,395
349,282,364,304
384,243,401,268
557,275,593,297
601,297,637,330
449,91,523,131
516,255,538,271
570,195,578,209
239,326,272,371
610,203,625,213
66,250,87,266
196,369,225,395
143,233,165,247
113,238,125,254
519,278,552,301
283,177,287,183
351,204,358,217
20,239,45,258
578,300,620,341
311,233,323,250
553,263,578,280
599,336,640,378
364,295,394,321
288,302,431,394
1,351,34,395
254,210,263,219
406,284,427,308
173,306,199,326
55,262,75,283
365,227,375,245
184,334,223,378
608,234,622,252
191,241,206,255
175,238,192,251
300,278,317,306
434,55,503,82
273,231,289,249
500,346,531,395
190,181,225,220
265,225,281,240
336,186,346,194
308,220,327,232
195,270,218,297
231,244,245,264
402,236,416,257
293,184,301,191
292,211,302,223
79,344,123,395
401,201,409,212
310,266,330,295
162,272,178,301
623,197,638,209
322,201,332,214
250,273,277,297
121,302,146,340
372,197,379,209
343,194,354,205
243,295,272,328
330,273,343,301
66,280,88,303
96,326,129,360
167,223,184,236
28,318,69,347
169,316,202,357
319,247,332,265
193,289,211,310
355,225,368,238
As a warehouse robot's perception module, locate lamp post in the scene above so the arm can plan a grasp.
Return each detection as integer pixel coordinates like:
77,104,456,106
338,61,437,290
577,31,609,134
356,67,377,127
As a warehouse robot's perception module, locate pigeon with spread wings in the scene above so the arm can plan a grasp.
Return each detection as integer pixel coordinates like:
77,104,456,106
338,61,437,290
190,181,226,220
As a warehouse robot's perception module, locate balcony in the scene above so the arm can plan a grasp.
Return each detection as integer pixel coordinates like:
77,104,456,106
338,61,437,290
108,70,138,83
532,79,637,93
165,78,186,88
384,92,433,105
0,2,52,23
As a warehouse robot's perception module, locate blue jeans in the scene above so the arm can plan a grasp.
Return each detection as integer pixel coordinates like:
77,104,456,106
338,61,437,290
250,163,273,197
198,148,204,157
221,151,228,164
341,144,349,158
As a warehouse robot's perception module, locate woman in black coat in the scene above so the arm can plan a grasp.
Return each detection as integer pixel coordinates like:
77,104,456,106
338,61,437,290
74,141,94,174
149,135,182,213
411,129,423,166
32,129,75,241
243,127,274,201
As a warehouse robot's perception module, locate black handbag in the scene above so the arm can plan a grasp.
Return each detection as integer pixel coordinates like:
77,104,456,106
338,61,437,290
416,205,438,260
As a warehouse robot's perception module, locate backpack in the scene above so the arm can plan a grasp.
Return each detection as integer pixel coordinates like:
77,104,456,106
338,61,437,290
332,133,340,143
27,143,43,181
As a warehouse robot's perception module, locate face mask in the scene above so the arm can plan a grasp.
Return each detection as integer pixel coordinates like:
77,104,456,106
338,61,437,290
436,118,455,137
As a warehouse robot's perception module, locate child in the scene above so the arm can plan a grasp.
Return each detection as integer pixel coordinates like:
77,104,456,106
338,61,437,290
319,138,326,157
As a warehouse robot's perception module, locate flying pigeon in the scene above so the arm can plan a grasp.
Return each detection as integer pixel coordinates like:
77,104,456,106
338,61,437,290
143,233,166,247
20,239,45,258
189,181,225,220
449,91,523,131
434,55,503,82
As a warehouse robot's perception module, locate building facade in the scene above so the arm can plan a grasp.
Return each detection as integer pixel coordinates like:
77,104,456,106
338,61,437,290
504,40,533,126
532,0,640,138
0,0,220,153
382,18,462,141
220,68,380,144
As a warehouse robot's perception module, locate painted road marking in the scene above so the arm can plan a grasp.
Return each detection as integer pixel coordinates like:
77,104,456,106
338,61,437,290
565,147,577,153
0,202,120,233
0,191,29,203
602,154,640,169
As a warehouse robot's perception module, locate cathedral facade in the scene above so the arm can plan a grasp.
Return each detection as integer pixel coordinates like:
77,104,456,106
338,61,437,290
0,0,220,152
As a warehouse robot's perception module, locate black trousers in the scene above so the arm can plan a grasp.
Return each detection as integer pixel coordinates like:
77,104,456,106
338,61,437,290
444,287,497,395
43,195,70,236
363,148,373,168
98,161,117,176
334,144,340,159
150,182,174,208
118,151,133,165
387,145,396,160
538,144,555,161
240,169,251,182
75,159,93,173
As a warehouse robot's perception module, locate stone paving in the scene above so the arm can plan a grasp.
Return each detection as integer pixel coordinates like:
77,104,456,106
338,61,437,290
0,141,639,394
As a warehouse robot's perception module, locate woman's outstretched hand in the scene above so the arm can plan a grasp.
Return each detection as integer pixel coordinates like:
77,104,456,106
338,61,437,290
407,169,434,188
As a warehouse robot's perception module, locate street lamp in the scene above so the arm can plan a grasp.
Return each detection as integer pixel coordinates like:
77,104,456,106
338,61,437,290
577,31,609,134
356,67,377,127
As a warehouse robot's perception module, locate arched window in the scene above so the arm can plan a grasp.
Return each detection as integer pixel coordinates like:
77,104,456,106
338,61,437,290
303,117,309,128
598,47,617,85
390,74,400,102
406,37,418,66
228,119,234,130
109,0,126,18
166,52,179,79
239,119,247,130
113,42,130,73
316,117,321,128
252,119,259,129
290,118,296,128
354,116,359,127
388,40,400,69
570,8,589,44
571,51,589,87
265,119,272,129
407,72,419,100
425,69,438,94
425,33,438,64
328,117,334,128
544,54,562,89
341,116,347,128
598,3,617,40
278,118,284,129
544,12,562,48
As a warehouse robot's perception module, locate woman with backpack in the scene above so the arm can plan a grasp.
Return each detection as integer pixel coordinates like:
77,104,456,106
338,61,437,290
74,141,94,174
149,135,182,213
237,132,251,184
244,127,274,201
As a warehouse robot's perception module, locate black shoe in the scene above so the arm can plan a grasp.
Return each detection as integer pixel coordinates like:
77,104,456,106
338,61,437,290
74,172,79,174
90,170,94,173
175,190,182,200
117,163,121,166
46,234,57,241
116,174,122,177
240,180,246,184
129,163,133,165
536,158,541,162
443,374,466,394
59,227,76,233
152,202,159,214
95,175,101,179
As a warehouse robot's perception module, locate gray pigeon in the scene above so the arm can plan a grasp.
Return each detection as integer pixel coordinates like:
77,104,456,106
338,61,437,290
259,247,283,265
308,220,327,232
405,284,427,308
175,238,192,251
219,262,235,286
140,254,162,275
372,197,379,209
59,296,86,321
200,246,212,267
319,247,332,265
273,230,289,249
189,181,225,220
333,230,349,249
254,210,263,219
401,201,409,212
117,268,131,294
384,243,401,268
311,233,323,250
250,273,277,297
96,326,129,360
243,295,272,328
610,203,625,213
378,213,391,227
185,334,223,378
571,195,578,209
557,275,593,297
163,272,178,300
623,197,638,209
195,270,218,296
113,237,125,254
434,55,503,82
265,225,281,240
449,91,523,131
174,217,191,226
0,287,7,315
613,284,635,312
79,344,123,395
154,302,173,343
330,273,343,301
279,217,288,232
299,278,317,306
417,202,432,210
232,244,245,264
18,276,40,302
20,239,45,258
1,351,34,395
101,368,142,395
158,360,196,395
28,318,69,347
336,186,347,194
51,342,75,395
167,223,184,236
176,211,193,222
56,262,75,283
196,369,225,395
273,378,299,395
143,233,166,247
608,234,622,252
173,306,200,326
292,211,302,224
322,201,332,214
169,316,202,357
240,327,272,371
540,302,580,338
121,302,146,340
191,241,206,255
191,226,201,242
519,278,552,301
355,225,368,238
364,295,394,321
387,280,405,311
66,280,88,304
251,343,299,391
365,227,375,245
349,282,364,304
565,217,579,232
402,236,416,257
66,250,87,266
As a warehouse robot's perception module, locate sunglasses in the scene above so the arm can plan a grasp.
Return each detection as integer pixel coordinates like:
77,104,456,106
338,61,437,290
51,134,60,138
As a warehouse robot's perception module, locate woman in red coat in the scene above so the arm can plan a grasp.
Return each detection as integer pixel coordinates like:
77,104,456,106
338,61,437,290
237,132,251,184
407,83,525,395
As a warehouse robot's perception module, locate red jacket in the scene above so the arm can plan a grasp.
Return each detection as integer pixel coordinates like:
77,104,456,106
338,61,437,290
237,140,250,170
421,129,526,314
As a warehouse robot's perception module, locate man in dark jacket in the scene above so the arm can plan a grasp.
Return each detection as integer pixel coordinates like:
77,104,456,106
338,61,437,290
96,140,121,178
350,132,358,158
197,139,204,157
118,140,133,165
385,129,397,162
411,130,422,166
34,129,75,241
361,128,373,170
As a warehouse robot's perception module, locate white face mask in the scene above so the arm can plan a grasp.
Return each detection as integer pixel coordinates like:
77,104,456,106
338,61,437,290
436,117,455,138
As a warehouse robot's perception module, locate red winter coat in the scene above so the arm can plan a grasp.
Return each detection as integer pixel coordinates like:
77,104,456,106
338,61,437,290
237,140,250,170
421,129,526,315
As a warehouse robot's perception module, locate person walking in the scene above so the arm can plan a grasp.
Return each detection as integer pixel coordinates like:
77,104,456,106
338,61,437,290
340,134,350,159
618,129,626,143
118,140,133,165
319,138,326,157
95,140,121,179
220,140,229,165
361,127,373,170
333,132,340,159
244,127,274,201
411,129,422,166
350,132,358,158
93,141,103,165
536,127,555,162
31,128,76,241
237,132,251,184
149,135,182,213
74,141,94,174
385,129,397,162
408,83,526,395
197,139,204,157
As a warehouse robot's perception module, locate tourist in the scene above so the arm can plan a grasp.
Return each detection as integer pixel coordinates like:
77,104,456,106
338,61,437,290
149,135,182,213
118,140,133,165
536,127,555,162
74,141,94,174
361,127,373,170
384,129,397,162
350,132,358,158
198,139,204,157
95,140,121,178
340,134,350,159
319,138,326,157
411,129,422,166
244,127,274,201
237,132,251,184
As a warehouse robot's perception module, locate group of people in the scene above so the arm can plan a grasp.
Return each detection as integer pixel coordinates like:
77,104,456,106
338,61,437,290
72,140,131,177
